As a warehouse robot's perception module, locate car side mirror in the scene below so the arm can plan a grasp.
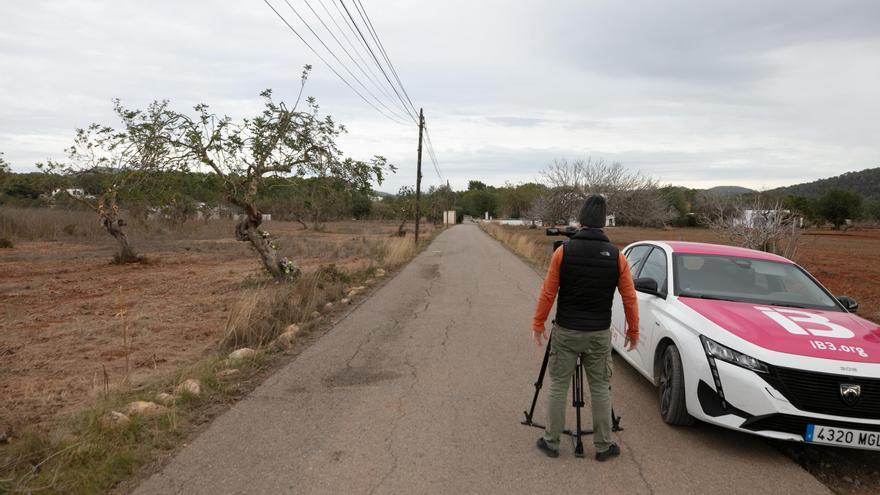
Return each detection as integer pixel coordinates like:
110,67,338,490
837,296,859,313
634,277,663,297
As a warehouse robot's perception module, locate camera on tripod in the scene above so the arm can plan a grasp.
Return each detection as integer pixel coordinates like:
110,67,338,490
546,226,577,251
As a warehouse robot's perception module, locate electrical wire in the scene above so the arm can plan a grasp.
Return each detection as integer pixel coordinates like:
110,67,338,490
261,0,409,125
308,0,411,117
352,0,419,118
281,0,412,123
262,0,445,182
336,0,418,124
423,125,443,182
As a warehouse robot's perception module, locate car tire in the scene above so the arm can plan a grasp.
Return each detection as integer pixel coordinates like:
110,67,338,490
658,345,694,426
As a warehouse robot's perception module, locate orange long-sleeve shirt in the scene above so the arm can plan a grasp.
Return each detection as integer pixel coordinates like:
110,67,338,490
532,247,639,339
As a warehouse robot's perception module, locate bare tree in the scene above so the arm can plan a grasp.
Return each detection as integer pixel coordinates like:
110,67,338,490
699,194,802,258
40,100,181,263
535,158,675,227
164,68,392,280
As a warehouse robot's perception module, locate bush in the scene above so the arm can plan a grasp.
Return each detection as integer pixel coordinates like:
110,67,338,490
0,237,12,248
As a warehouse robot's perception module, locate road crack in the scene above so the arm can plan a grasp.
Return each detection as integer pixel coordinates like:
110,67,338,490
618,436,655,495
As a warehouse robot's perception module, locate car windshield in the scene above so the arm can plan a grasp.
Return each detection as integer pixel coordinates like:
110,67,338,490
673,253,841,311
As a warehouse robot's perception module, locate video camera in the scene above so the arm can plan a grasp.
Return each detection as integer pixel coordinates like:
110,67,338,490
545,226,578,251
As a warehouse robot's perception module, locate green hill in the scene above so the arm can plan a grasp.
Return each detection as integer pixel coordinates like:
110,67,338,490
704,185,756,195
770,167,880,201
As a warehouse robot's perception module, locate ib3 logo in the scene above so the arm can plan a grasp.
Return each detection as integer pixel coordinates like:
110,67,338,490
754,306,855,339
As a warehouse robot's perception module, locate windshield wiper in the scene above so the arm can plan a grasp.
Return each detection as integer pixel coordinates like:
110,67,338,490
765,301,808,309
678,292,734,302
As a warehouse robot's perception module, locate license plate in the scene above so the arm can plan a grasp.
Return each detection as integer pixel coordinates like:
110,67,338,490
806,424,880,450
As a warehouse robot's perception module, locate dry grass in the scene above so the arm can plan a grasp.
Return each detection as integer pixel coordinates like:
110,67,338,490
221,268,347,351
481,223,552,269
220,231,433,350
0,354,268,495
0,207,106,241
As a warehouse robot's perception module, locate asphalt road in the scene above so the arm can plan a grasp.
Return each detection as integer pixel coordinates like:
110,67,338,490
135,224,831,495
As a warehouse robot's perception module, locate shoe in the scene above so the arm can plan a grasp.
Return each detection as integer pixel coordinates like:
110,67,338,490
595,443,620,461
536,438,559,458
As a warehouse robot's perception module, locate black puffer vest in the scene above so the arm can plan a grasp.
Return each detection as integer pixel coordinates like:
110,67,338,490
555,229,620,331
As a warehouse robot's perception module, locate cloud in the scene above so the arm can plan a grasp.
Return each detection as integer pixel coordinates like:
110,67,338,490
1,0,878,193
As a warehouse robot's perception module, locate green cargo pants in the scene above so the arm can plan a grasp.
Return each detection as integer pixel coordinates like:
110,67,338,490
542,324,614,453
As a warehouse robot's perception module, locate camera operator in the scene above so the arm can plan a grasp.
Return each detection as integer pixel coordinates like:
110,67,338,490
532,195,639,461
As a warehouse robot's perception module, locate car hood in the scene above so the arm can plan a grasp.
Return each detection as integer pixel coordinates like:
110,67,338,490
679,297,880,364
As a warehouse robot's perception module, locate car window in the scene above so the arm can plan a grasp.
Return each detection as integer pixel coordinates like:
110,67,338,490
673,254,840,310
625,245,653,278
639,248,668,293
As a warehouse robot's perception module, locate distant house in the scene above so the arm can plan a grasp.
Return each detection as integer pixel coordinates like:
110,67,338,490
736,209,803,228
52,188,94,200
567,213,616,228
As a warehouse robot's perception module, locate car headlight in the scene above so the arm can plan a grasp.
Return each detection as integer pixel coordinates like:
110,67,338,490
701,336,769,374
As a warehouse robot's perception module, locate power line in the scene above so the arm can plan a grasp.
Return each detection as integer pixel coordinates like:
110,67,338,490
423,126,443,183
262,0,445,183
300,0,413,119
336,0,418,124
347,0,444,182
351,0,419,118
261,0,409,125
280,0,412,123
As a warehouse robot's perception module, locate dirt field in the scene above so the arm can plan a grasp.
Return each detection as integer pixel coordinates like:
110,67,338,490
0,217,427,433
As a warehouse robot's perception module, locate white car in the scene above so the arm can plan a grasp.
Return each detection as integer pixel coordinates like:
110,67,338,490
610,241,880,451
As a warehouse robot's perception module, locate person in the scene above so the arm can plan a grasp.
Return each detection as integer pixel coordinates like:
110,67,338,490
531,195,639,461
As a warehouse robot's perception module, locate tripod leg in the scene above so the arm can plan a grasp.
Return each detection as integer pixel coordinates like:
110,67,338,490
523,336,552,425
573,356,585,458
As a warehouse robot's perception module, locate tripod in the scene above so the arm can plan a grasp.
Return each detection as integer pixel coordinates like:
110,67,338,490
521,335,623,457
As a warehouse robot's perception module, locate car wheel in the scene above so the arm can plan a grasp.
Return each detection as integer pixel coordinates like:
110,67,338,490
658,345,694,426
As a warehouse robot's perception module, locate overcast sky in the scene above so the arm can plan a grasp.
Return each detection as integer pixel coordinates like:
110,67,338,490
1,0,878,192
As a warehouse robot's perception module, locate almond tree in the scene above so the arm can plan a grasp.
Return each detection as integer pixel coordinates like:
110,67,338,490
699,194,802,258
40,100,181,263
536,158,675,227
166,68,392,280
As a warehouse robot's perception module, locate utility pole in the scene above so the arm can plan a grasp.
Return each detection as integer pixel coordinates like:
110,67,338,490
415,108,424,244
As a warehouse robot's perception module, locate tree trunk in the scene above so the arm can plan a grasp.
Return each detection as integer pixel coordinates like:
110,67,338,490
103,217,141,264
235,211,298,280
397,218,408,236
296,216,308,230
311,210,322,231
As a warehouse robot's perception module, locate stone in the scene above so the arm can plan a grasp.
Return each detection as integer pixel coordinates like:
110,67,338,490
375,268,386,277
284,323,301,334
0,425,10,444
842,476,854,484
340,298,351,305
217,369,240,380
324,302,333,310
175,379,202,396
274,330,298,349
100,411,131,429
155,392,176,405
310,311,321,319
124,401,168,418
228,348,257,360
